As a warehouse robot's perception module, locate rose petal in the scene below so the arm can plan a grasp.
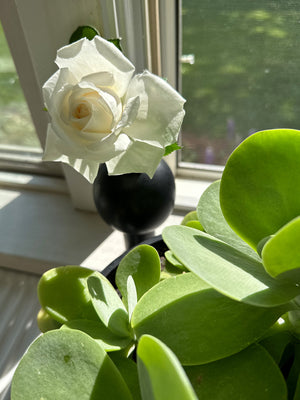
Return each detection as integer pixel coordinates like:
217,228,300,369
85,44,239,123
84,132,130,162
43,125,130,182
82,89,122,133
82,71,115,88
43,68,77,112
114,96,141,135
55,37,135,97
48,83,122,145
123,71,186,147
106,136,164,177
67,82,121,134
43,70,60,108
42,130,99,183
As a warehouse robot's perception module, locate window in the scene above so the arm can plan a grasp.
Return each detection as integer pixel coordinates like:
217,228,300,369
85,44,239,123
179,0,300,171
0,0,158,209
0,22,40,150
0,14,62,176
0,20,45,173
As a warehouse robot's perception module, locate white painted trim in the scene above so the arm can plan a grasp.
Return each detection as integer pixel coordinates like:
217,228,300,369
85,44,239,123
159,0,179,173
159,0,179,88
98,0,120,39
111,0,151,72
0,175,187,275
0,0,103,148
0,0,104,209
0,0,48,149
0,0,181,211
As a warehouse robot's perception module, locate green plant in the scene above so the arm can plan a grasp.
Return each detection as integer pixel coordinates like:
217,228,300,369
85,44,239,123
11,128,300,399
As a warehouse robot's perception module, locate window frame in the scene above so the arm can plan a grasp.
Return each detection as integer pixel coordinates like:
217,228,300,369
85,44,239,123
0,0,214,277
160,0,223,181
0,0,107,209
0,0,214,211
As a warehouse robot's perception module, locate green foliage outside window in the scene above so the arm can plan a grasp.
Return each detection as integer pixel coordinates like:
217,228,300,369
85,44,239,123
0,23,40,148
181,0,300,164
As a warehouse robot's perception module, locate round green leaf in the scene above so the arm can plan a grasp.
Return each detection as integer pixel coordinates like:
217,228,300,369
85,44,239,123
262,217,300,282
259,330,292,365
286,343,300,399
198,180,260,260
131,273,284,365
181,211,199,226
163,225,300,307
293,375,300,400
185,344,287,400
115,245,161,308
107,38,123,51
11,329,133,400
38,266,99,323
164,142,182,156
165,250,188,272
69,25,99,43
185,220,204,230
87,274,130,337
37,308,62,333
220,129,300,249
109,352,142,400
61,320,132,351
257,235,273,257
137,335,198,400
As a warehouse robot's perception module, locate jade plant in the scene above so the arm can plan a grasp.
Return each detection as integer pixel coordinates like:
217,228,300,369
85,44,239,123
11,128,300,399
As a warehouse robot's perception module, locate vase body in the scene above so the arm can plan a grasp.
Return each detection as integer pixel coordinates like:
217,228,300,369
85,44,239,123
93,160,175,247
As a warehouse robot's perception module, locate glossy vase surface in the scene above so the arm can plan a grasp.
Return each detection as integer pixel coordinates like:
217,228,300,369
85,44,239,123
93,159,175,247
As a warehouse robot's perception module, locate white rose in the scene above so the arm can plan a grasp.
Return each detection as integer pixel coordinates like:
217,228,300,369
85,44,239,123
42,36,185,182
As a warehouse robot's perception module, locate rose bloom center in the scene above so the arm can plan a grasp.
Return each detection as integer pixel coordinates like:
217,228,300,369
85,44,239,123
73,102,90,119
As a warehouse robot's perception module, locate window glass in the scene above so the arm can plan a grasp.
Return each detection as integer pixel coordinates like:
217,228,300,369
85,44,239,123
180,0,300,166
0,22,41,149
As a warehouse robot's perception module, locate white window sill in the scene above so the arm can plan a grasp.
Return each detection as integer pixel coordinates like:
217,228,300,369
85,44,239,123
0,172,211,275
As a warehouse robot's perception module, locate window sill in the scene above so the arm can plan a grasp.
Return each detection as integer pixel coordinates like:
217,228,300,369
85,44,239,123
0,172,211,275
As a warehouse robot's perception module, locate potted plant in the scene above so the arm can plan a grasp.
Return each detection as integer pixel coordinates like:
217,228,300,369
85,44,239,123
11,128,300,399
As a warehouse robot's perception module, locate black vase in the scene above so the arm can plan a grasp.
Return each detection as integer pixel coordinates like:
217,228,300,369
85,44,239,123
93,160,175,248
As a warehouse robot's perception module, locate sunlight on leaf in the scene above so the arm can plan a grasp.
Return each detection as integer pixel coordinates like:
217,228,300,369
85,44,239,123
38,266,99,324
164,142,182,156
127,275,138,320
163,225,300,307
262,217,300,283
197,180,260,261
220,129,300,249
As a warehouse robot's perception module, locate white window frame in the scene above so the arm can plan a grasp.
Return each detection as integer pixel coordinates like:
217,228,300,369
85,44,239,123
0,0,213,275
0,0,172,209
160,0,222,182
0,0,105,210
0,0,211,211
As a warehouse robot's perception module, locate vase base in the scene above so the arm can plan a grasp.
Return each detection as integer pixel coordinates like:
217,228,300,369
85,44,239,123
124,231,155,249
